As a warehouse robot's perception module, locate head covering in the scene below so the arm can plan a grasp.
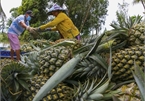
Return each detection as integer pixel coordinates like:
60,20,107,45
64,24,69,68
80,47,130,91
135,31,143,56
25,10,34,17
48,4,66,15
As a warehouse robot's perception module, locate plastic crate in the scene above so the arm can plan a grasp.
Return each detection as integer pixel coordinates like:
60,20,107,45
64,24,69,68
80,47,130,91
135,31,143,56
0,50,26,58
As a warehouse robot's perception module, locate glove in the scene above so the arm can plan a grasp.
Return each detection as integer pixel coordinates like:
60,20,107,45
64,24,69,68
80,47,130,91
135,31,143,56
26,26,38,34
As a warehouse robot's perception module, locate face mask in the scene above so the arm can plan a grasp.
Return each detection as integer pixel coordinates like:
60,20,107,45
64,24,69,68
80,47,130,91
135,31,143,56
26,15,31,21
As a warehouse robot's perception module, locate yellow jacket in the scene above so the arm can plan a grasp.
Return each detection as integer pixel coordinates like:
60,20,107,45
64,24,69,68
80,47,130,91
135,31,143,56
39,12,80,39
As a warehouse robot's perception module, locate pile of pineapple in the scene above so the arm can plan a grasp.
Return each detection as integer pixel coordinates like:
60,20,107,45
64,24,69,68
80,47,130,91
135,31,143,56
0,17,144,101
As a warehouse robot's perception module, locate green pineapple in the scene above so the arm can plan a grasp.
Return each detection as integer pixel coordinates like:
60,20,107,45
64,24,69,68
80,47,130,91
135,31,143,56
128,23,145,46
38,46,72,77
105,15,144,48
111,45,144,82
22,74,73,101
98,15,145,84
20,40,82,101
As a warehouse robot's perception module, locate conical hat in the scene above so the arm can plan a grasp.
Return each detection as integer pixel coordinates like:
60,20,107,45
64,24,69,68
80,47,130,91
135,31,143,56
48,4,66,14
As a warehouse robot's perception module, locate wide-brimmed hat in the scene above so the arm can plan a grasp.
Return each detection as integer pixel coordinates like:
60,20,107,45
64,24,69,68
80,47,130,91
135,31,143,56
25,10,34,17
48,4,66,15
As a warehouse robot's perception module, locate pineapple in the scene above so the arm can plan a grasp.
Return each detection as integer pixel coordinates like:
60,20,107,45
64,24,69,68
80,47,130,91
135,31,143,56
20,40,82,101
21,43,35,52
38,46,72,77
111,45,144,82
22,74,73,101
105,15,144,48
128,23,145,46
99,15,145,83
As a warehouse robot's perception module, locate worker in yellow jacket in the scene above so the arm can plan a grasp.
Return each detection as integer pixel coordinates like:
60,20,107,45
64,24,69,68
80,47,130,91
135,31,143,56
35,4,80,40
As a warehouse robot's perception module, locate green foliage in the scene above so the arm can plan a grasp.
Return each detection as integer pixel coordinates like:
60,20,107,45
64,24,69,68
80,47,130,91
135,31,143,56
0,33,8,42
132,0,145,10
20,31,32,41
56,0,109,34
18,0,49,25
6,0,109,40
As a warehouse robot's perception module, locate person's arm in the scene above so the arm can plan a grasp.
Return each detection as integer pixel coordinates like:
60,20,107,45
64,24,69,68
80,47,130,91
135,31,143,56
19,21,28,29
39,13,66,30
19,21,36,33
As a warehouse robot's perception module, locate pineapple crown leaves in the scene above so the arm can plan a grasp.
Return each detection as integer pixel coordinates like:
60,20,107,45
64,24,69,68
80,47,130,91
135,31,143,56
20,51,39,67
73,33,105,57
80,34,99,45
72,43,94,55
30,41,41,51
1,62,33,93
20,51,40,75
111,12,142,30
71,42,113,81
72,51,118,101
109,14,143,41
99,39,115,49
72,54,108,79
39,40,76,54
132,61,145,101
131,15,143,26
85,32,105,58
90,54,108,70
72,75,120,101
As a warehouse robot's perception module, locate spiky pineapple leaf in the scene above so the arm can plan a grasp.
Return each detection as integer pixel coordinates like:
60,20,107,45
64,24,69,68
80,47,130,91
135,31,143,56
108,47,112,79
16,73,33,80
85,32,105,58
111,95,121,101
32,54,83,101
89,54,108,70
133,61,145,81
18,79,30,91
73,43,93,55
14,80,20,92
1,62,32,92
102,90,121,100
39,40,75,54
132,61,145,101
